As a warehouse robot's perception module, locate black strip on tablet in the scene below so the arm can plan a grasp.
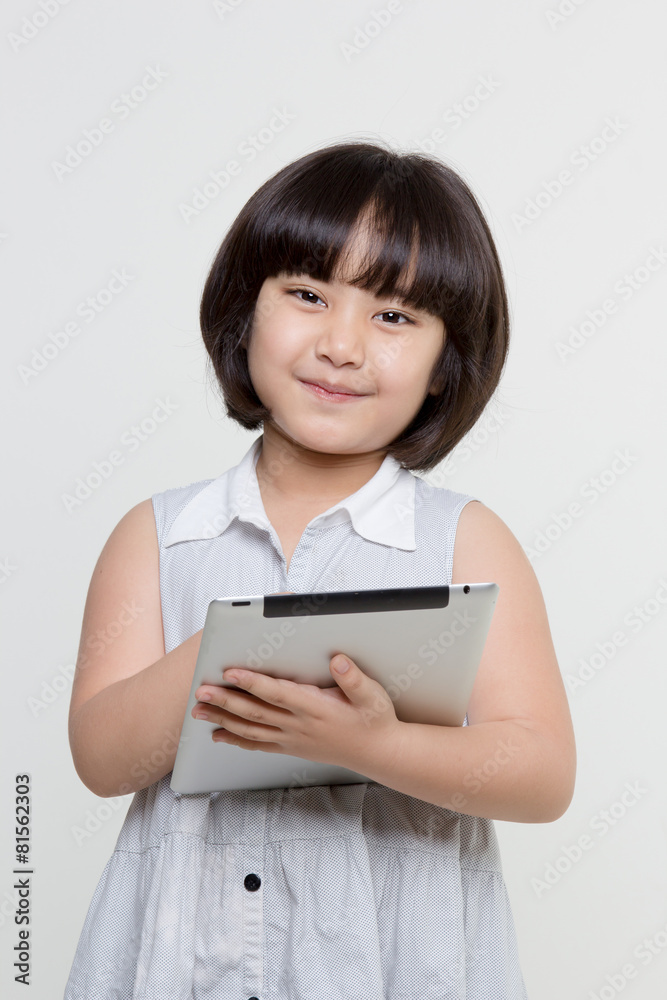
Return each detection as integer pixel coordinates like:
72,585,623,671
263,586,450,617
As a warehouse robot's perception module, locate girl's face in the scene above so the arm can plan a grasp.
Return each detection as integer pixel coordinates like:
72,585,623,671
246,261,445,457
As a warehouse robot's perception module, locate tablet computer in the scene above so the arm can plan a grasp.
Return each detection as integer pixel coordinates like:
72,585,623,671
170,583,498,794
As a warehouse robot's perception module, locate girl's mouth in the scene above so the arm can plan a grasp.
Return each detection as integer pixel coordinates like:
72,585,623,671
299,380,368,403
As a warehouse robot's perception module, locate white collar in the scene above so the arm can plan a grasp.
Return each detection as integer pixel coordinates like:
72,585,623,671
164,435,416,550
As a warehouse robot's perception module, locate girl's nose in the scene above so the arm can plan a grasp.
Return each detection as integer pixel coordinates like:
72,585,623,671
314,316,366,368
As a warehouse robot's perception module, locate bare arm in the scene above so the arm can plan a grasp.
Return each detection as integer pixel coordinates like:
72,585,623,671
156,500,575,823
357,500,577,823
68,499,202,798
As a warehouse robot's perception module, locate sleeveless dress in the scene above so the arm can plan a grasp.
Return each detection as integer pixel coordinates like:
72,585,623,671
64,434,529,1000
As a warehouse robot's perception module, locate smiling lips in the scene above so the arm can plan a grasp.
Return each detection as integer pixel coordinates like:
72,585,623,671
299,378,369,402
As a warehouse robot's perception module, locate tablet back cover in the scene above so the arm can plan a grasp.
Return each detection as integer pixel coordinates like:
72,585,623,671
171,584,497,793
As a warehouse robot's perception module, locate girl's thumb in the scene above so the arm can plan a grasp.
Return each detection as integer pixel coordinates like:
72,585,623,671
332,654,351,674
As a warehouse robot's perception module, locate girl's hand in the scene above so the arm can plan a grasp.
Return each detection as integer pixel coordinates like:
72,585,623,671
191,654,405,774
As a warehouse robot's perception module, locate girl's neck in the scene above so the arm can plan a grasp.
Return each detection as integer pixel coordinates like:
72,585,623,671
254,423,388,509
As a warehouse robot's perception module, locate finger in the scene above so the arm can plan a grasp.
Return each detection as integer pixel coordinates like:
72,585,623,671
192,692,288,731
212,729,284,754
330,654,394,712
194,679,293,719
218,669,308,714
211,718,284,747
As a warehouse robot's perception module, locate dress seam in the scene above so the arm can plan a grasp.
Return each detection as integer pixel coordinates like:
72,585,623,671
108,836,503,875
110,829,368,854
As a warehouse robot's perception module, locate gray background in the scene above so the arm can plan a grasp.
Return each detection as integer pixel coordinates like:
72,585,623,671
1,1,666,997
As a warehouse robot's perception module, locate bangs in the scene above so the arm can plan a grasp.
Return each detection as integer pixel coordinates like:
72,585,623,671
248,146,481,319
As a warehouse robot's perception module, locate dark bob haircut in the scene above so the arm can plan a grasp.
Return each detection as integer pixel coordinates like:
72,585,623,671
200,139,509,473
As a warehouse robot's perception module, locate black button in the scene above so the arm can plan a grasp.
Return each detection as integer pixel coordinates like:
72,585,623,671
244,873,261,891
248,996,259,999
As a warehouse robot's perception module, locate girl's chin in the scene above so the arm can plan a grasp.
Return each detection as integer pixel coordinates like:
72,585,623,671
263,421,366,454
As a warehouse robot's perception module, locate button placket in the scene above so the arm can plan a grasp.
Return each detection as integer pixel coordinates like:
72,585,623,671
284,527,315,590
241,790,268,995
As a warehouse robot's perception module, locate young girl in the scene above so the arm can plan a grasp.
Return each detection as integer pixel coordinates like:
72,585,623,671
64,140,576,999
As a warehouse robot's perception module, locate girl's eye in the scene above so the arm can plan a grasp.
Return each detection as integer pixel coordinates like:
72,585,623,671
377,310,412,326
290,288,325,306
289,289,413,326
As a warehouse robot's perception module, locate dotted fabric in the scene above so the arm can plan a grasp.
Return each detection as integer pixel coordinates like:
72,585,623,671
63,464,529,999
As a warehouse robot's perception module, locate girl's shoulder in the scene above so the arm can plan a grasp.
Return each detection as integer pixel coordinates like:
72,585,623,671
151,475,217,504
411,474,528,584
149,474,220,548
449,495,530,588
412,471,481,516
